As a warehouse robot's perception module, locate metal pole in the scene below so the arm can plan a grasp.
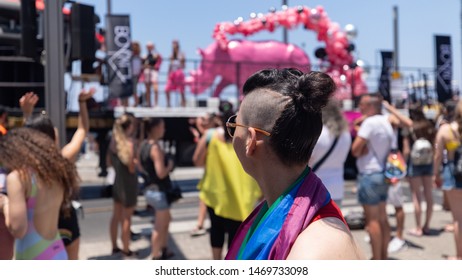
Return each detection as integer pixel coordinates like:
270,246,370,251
393,6,399,73
107,0,112,15
44,0,66,147
282,0,288,44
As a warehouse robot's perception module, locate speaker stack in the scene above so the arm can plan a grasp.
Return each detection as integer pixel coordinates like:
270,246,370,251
20,0,37,58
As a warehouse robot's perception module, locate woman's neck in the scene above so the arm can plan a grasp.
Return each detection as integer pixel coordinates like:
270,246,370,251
255,162,307,207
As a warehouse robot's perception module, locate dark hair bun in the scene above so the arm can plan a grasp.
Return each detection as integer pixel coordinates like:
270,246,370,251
295,71,336,113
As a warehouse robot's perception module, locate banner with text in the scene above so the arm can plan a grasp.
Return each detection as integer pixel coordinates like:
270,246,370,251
435,35,452,103
106,15,133,99
378,51,393,103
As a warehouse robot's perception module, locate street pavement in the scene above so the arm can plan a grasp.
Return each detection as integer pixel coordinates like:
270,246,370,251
76,152,457,260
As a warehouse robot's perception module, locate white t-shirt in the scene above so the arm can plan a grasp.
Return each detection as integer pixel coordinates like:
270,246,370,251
310,127,352,201
356,114,394,174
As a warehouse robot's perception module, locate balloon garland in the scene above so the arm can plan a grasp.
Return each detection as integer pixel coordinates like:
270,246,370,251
212,5,368,98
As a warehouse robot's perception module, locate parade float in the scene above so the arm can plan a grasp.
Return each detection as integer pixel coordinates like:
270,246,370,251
186,5,368,101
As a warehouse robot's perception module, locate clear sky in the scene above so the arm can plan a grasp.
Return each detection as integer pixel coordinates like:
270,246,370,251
78,0,461,96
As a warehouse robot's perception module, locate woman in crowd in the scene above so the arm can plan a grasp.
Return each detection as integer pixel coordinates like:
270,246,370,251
193,101,262,260
139,118,175,260
405,106,436,237
142,42,162,107
165,40,186,107
0,128,78,260
108,113,138,257
190,113,220,237
309,99,351,207
225,68,363,260
436,100,457,222
19,89,94,260
433,100,462,260
131,41,143,107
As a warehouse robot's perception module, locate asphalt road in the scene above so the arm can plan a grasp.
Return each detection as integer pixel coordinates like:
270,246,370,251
76,152,457,260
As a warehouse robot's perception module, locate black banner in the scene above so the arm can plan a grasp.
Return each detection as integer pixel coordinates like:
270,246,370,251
435,35,452,103
378,51,393,103
105,15,133,99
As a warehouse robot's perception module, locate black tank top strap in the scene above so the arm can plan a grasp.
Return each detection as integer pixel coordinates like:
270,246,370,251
139,141,172,191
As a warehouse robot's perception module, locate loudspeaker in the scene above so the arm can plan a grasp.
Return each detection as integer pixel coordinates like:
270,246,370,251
71,3,96,60
20,0,37,58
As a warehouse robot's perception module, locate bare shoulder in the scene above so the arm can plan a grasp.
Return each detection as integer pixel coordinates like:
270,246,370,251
6,170,26,191
6,170,28,201
7,170,20,181
436,122,450,138
287,217,365,260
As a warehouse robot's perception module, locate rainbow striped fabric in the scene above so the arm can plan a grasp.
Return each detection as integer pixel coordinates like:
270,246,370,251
14,174,68,260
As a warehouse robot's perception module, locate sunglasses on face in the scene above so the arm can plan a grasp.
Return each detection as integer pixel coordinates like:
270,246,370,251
225,114,271,138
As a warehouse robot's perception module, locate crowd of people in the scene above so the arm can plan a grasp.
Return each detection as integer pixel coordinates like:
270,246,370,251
351,93,462,260
1,67,462,260
125,40,186,108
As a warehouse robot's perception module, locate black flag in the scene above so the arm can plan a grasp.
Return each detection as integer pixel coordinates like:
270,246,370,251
435,35,453,103
378,51,393,103
105,15,133,99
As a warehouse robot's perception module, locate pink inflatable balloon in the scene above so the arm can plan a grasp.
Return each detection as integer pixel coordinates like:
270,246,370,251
187,40,310,97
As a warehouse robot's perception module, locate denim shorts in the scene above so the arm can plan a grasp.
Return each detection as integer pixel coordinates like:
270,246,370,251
407,162,433,177
358,172,389,205
145,189,170,210
441,162,462,190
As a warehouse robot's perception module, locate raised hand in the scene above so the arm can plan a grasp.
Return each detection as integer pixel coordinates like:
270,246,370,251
78,88,97,103
19,92,39,119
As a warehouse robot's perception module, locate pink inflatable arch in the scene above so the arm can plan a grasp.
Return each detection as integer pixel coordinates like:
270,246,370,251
187,5,367,100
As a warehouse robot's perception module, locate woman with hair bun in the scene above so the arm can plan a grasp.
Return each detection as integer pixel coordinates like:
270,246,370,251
225,68,363,260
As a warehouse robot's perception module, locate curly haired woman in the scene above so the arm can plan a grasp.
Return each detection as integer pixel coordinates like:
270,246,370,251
0,128,79,260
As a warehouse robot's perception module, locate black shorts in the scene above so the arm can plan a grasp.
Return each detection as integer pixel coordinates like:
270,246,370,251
58,206,81,246
206,206,241,248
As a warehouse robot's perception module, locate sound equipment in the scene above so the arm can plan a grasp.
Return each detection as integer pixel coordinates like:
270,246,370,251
20,0,37,58
71,3,96,60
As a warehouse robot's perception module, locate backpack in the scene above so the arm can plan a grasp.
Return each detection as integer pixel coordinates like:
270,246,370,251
384,149,407,184
410,138,433,166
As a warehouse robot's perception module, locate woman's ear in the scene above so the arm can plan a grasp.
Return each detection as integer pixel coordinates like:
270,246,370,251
245,127,257,156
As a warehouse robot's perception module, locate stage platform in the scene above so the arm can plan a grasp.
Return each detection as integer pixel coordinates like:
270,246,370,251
113,105,219,119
